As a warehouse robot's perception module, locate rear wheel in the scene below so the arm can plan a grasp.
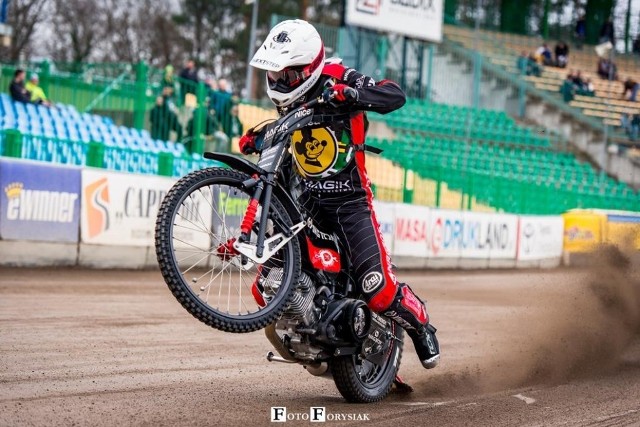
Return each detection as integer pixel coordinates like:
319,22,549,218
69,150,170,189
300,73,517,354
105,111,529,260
331,322,403,403
155,168,301,333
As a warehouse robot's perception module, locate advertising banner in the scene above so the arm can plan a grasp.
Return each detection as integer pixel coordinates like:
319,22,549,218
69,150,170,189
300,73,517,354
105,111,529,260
562,211,605,253
517,216,564,260
428,209,518,259
345,0,443,42
211,185,249,237
605,213,640,249
81,169,212,248
393,204,429,257
0,159,80,242
373,201,395,253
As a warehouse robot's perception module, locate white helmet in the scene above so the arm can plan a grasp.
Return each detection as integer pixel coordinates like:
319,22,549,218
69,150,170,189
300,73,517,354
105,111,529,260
250,19,325,107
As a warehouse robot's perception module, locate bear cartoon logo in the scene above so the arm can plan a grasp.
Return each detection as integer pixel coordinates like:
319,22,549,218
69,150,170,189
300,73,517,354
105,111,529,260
292,127,338,178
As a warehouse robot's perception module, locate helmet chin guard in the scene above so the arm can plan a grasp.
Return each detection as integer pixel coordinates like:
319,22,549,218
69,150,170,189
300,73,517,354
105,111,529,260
250,19,325,107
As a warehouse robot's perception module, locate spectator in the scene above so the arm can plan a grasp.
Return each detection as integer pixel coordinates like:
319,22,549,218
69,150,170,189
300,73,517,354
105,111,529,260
185,105,227,153
212,78,234,132
517,51,529,74
150,96,182,141
622,78,639,102
581,78,595,96
528,53,543,76
24,73,51,106
575,14,586,49
599,17,615,44
554,42,569,68
162,64,176,99
224,104,244,139
9,69,32,104
560,73,576,102
634,35,640,54
597,58,617,80
517,51,542,77
179,59,198,95
621,113,640,141
535,43,554,66
571,70,585,88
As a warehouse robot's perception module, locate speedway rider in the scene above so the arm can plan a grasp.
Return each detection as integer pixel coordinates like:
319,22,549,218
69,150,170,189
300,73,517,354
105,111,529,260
239,19,440,369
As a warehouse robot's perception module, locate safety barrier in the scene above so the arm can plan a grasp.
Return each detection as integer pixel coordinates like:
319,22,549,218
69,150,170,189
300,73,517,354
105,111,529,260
562,209,640,253
0,157,567,268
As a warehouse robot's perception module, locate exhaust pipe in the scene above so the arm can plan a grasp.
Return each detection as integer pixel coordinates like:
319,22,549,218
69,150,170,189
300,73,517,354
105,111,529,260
304,362,329,376
266,351,297,363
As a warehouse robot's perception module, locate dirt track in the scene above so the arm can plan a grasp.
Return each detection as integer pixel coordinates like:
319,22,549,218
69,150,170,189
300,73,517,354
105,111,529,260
1,259,640,426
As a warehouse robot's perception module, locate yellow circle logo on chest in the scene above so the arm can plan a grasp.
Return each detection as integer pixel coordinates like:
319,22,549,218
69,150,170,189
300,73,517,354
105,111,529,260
292,127,339,178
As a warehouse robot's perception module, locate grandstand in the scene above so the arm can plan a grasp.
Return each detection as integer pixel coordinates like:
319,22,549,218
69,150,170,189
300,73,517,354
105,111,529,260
443,24,640,128
372,100,639,214
0,93,219,177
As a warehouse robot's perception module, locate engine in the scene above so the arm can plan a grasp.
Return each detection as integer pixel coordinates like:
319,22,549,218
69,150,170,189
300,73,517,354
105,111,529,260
272,272,323,362
281,272,317,327
269,271,374,366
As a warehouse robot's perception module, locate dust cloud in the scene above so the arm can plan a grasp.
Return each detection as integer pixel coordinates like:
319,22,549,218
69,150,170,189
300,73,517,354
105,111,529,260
415,245,640,397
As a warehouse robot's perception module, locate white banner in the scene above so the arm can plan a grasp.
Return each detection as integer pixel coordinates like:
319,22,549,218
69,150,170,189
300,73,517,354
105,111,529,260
393,204,429,257
81,169,212,248
373,201,395,254
517,216,564,260
428,209,518,259
345,0,443,42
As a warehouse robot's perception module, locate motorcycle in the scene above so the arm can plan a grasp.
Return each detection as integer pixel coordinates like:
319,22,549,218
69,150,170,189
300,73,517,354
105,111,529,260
155,95,404,403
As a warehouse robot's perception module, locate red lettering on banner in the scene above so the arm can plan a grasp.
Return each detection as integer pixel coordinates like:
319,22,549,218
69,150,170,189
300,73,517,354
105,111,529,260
395,218,427,242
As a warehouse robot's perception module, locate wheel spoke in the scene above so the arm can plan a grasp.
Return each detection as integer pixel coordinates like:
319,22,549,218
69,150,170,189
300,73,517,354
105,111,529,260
158,170,297,333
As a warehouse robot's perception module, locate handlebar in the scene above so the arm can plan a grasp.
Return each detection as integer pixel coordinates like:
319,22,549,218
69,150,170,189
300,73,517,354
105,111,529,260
299,90,337,110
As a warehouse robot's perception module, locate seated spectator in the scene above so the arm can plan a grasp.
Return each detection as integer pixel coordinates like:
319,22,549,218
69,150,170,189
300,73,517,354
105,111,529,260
560,73,576,102
580,78,595,96
535,43,554,66
517,51,529,74
597,58,617,80
571,70,585,88
622,78,639,102
9,69,32,104
528,53,543,76
25,74,51,107
621,113,640,141
517,51,542,77
150,96,182,141
554,42,569,68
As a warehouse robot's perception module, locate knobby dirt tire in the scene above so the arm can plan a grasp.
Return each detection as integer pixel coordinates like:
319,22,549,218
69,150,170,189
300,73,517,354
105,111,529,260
331,325,403,403
155,167,301,333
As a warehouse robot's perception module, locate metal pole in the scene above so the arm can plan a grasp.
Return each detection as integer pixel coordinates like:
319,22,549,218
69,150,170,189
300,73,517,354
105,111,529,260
541,0,550,40
244,0,259,101
601,45,614,187
624,0,632,53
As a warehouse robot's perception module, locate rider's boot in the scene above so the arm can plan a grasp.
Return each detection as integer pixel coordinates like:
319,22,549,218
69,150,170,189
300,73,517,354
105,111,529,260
383,283,440,369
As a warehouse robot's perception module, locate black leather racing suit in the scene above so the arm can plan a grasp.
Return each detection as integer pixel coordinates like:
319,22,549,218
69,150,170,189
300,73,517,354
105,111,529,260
280,62,432,332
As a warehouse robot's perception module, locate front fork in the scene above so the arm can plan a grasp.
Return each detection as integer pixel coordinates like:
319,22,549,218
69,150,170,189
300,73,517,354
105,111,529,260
238,173,274,259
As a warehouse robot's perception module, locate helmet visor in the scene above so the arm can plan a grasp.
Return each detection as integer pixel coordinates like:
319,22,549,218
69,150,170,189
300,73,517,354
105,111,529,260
266,45,325,94
267,66,312,93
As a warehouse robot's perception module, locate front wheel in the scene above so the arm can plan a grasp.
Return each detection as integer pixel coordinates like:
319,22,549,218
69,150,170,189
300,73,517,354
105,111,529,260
331,322,404,403
155,167,301,333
